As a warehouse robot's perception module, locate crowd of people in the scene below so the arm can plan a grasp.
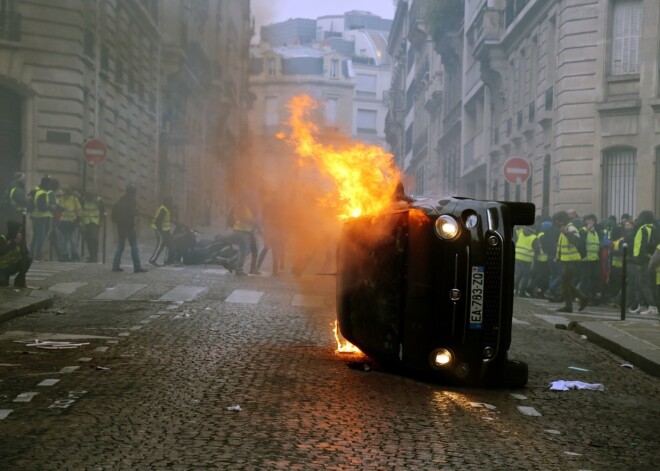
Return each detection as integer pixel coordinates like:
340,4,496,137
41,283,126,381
2,172,658,314
514,208,660,317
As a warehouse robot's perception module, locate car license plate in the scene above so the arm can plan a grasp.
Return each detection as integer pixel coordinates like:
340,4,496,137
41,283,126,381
469,266,484,329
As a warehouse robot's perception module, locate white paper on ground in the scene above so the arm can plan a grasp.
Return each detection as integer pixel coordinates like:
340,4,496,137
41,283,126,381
549,380,604,391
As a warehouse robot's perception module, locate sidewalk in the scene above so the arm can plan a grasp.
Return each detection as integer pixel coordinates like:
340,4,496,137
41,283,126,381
0,287,55,323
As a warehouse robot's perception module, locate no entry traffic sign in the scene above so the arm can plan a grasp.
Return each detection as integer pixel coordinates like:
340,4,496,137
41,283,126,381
83,139,107,166
503,157,531,184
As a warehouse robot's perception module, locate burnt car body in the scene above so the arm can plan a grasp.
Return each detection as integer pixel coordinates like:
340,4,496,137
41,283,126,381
337,196,535,387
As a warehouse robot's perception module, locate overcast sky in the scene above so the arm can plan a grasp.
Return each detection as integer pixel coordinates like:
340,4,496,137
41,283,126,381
252,0,397,30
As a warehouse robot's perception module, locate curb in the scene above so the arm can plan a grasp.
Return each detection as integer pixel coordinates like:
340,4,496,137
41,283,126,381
0,290,56,323
570,321,660,379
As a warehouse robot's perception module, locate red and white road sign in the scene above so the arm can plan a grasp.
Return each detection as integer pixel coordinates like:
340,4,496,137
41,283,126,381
503,157,531,184
83,139,107,166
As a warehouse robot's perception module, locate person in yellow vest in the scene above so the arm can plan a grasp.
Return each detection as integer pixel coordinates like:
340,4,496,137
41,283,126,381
630,210,657,315
82,191,105,263
606,225,625,306
530,220,552,298
0,172,28,229
553,210,588,313
57,187,83,262
29,175,56,261
229,201,258,276
0,221,31,288
514,225,538,297
648,243,660,318
149,197,173,266
577,214,601,304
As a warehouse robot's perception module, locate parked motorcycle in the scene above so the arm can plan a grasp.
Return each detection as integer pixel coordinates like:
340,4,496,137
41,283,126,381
170,224,240,271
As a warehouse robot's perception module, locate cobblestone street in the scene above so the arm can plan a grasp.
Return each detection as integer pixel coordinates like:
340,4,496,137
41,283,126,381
1,262,659,469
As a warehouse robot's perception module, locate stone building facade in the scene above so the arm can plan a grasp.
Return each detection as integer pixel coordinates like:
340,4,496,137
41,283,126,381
0,0,251,228
388,0,660,219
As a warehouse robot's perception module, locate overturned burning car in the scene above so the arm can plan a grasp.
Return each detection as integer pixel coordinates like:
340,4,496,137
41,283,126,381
336,196,535,387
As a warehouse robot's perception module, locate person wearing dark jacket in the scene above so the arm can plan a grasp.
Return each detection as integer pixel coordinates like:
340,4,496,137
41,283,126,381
1,172,28,228
554,210,588,313
111,183,147,273
0,221,32,288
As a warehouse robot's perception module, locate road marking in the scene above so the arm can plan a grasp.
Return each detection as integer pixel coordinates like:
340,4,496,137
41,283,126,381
0,410,13,419
48,390,87,410
517,406,541,416
225,290,263,304
13,392,39,402
37,379,60,387
158,286,206,302
292,294,325,308
48,282,88,294
59,366,80,373
93,283,147,300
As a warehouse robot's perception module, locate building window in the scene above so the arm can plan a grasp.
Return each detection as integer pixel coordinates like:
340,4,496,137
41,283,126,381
528,101,535,123
357,109,377,134
415,165,424,194
330,59,340,79
542,155,551,218
265,96,278,127
493,126,499,145
545,86,553,111
324,98,337,126
602,147,636,218
507,117,512,137
517,110,523,130
405,124,413,155
611,0,643,75
267,58,276,76
355,74,377,95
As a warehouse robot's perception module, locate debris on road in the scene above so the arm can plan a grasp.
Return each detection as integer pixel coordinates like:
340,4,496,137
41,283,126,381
94,366,110,371
620,363,634,369
16,340,90,349
568,366,590,372
549,380,605,391
226,405,242,411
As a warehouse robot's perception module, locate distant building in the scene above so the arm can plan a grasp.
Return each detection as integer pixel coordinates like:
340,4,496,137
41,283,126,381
389,0,660,219
251,10,393,187
0,0,251,229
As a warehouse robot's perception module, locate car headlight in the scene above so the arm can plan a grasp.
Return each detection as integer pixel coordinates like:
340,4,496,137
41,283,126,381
430,348,454,368
434,215,460,240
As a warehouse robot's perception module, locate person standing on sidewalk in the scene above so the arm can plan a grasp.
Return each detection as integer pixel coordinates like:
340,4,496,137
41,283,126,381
0,172,28,229
554,210,588,313
82,191,104,263
148,196,173,266
111,183,147,273
28,176,52,260
57,186,82,262
578,214,601,304
648,243,660,318
229,201,258,276
0,221,32,288
629,210,657,315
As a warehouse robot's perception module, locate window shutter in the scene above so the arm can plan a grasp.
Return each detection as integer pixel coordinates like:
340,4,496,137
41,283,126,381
612,0,643,75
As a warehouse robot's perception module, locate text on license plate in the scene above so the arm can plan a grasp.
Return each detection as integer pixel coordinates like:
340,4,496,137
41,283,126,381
469,266,484,329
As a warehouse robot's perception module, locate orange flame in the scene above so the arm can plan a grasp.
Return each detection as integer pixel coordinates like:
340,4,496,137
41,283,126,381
278,94,401,220
332,321,362,354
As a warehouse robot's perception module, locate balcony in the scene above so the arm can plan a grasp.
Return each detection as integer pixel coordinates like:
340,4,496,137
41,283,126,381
0,11,21,42
468,3,503,60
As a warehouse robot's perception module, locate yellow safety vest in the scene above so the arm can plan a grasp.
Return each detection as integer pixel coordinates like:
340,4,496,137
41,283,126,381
557,223,581,261
59,195,81,222
515,232,536,263
582,229,599,262
611,239,623,268
655,243,660,285
633,224,653,257
151,205,171,232
232,207,254,232
83,200,101,225
536,232,548,262
0,235,21,268
9,187,25,211
31,187,49,218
